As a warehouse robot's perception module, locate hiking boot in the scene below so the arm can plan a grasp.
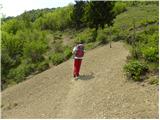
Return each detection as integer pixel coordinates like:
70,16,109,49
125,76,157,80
71,77,78,81
75,76,80,80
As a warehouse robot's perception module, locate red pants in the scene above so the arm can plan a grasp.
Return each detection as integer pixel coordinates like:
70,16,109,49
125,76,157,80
73,59,82,77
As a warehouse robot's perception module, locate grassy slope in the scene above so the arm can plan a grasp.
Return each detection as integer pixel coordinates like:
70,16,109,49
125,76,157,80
114,4,158,30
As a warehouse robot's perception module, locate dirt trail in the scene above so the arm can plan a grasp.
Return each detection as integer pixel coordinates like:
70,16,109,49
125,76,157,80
1,42,158,118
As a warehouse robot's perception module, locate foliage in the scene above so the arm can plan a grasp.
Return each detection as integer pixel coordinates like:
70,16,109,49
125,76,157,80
83,1,116,30
85,42,98,50
124,60,148,81
52,40,64,53
19,8,54,23
127,1,158,7
2,33,23,58
37,61,50,72
23,41,47,63
141,46,158,62
7,64,34,83
64,46,72,59
50,53,65,65
71,1,86,29
1,47,15,86
2,18,25,34
34,5,73,31
113,2,127,15
96,28,109,44
75,28,97,44
134,28,159,62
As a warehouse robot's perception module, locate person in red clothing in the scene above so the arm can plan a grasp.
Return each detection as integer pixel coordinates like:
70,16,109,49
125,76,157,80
72,42,84,80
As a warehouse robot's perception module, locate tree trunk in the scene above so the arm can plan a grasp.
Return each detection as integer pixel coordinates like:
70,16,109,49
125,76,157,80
95,27,98,38
109,27,112,48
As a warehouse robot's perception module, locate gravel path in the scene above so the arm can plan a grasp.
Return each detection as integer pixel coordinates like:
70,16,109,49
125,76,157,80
1,41,159,118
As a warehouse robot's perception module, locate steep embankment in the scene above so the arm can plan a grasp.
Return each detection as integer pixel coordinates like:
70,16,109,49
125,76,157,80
1,42,158,118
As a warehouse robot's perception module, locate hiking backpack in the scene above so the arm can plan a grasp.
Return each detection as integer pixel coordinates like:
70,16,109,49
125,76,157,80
75,44,84,57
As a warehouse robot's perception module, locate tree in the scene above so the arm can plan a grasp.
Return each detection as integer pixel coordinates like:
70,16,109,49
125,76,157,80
82,1,116,47
71,1,87,29
83,1,116,31
23,41,47,63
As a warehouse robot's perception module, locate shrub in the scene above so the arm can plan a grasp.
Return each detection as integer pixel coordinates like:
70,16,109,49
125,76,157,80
7,64,34,83
124,60,148,81
37,5,73,31
75,35,85,44
141,46,158,62
96,29,108,44
131,46,142,59
111,27,127,41
75,28,97,44
113,2,127,15
2,31,24,60
53,31,63,40
52,40,64,53
50,53,64,65
64,46,72,59
135,33,147,43
37,61,50,72
23,41,47,63
138,33,159,62
85,42,98,50
146,25,159,35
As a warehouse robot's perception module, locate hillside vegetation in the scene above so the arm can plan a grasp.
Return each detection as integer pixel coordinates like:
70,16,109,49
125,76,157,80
1,1,159,89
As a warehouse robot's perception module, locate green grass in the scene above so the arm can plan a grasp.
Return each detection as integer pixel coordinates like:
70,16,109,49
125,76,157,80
113,4,158,32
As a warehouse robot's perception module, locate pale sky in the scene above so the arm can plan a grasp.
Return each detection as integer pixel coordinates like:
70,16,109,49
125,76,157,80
1,0,75,17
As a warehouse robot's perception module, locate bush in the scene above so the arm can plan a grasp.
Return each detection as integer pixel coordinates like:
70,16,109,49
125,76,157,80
23,41,47,63
140,18,157,26
85,42,98,50
36,5,73,31
110,27,127,41
2,31,24,60
37,61,50,72
75,28,97,44
96,29,108,44
137,32,159,62
50,53,64,65
141,46,158,62
64,46,72,59
124,60,148,81
53,31,63,40
52,40,64,53
131,46,142,59
135,32,147,43
146,25,159,35
7,64,34,83
113,2,127,15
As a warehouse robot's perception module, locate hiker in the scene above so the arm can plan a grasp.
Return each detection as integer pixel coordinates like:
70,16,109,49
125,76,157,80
72,42,84,80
